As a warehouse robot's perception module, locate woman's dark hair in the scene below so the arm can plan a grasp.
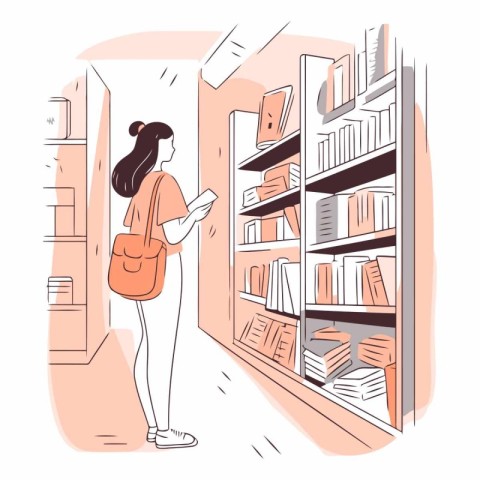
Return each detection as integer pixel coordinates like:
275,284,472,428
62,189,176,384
112,121,174,197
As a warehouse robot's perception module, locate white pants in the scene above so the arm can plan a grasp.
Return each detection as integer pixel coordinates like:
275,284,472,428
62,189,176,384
134,252,182,431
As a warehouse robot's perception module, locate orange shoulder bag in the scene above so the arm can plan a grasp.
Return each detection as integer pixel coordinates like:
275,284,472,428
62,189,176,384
108,174,167,301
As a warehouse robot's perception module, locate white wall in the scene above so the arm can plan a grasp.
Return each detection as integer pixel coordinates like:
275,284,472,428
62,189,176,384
93,60,199,338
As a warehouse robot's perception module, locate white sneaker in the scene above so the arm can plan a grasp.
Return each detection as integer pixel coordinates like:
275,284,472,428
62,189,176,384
155,428,198,449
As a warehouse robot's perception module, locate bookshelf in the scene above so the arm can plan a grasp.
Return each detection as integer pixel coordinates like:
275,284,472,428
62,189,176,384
199,27,421,452
44,67,110,365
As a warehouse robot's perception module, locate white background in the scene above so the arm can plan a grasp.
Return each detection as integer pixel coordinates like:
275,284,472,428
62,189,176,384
1,0,478,478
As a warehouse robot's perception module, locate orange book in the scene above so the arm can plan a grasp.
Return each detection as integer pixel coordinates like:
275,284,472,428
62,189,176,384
240,313,273,351
250,266,262,297
258,176,288,201
385,363,396,428
261,263,270,298
261,217,278,242
363,260,388,305
316,263,332,304
311,326,351,344
256,86,293,149
273,324,296,370
284,204,300,238
377,256,396,306
348,190,375,236
264,162,300,186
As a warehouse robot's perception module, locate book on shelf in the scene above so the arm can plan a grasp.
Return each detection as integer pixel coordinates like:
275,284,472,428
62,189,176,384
244,219,262,243
47,276,73,305
379,109,390,147
333,367,386,400
45,97,71,140
256,85,294,150
314,260,342,305
266,258,300,315
284,204,300,238
358,334,395,367
264,163,300,189
357,50,367,95
244,264,270,298
362,260,389,305
311,326,351,344
377,256,395,306
367,115,377,152
327,54,351,111
343,255,370,305
281,262,300,316
389,103,396,142
240,313,296,370
315,193,350,243
339,127,345,165
327,132,336,170
366,25,390,85
242,176,290,208
243,211,299,244
304,342,352,383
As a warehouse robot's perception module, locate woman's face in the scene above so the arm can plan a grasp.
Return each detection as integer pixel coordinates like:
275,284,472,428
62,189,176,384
158,136,175,162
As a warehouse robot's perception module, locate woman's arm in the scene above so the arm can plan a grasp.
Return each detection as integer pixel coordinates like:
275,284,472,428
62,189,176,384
162,203,212,245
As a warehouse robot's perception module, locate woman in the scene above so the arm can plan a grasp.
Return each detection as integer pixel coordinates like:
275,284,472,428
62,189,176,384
112,121,211,449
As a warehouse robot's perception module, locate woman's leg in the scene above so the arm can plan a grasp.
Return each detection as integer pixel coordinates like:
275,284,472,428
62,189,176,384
134,301,157,429
141,253,182,431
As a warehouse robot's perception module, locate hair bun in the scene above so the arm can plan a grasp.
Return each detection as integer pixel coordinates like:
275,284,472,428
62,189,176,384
129,121,145,136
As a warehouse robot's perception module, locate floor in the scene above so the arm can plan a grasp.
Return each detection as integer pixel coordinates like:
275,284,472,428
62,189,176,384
49,315,394,475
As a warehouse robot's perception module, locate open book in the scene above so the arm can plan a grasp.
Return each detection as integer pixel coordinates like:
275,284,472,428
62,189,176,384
187,188,218,212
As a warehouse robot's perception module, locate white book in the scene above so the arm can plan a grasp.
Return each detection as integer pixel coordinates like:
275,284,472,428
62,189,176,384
360,119,369,156
380,109,390,147
355,260,369,305
389,194,396,228
331,260,342,305
276,216,285,241
344,125,351,162
283,214,296,240
349,122,355,159
368,116,377,152
382,196,389,230
328,132,336,169
343,256,370,305
245,268,251,294
188,188,218,212
282,262,300,315
323,140,329,172
267,258,289,311
357,51,367,95
334,384,386,401
373,192,393,231
243,186,260,207
318,140,325,173
337,266,345,305
333,64,344,109
334,367,384,387
389,103,396,142
244,219,261,244
350,121,361,159
339,127,345,164
276,258,290,312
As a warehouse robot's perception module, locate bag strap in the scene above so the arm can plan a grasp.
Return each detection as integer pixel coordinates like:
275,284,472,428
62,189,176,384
144,173,165,247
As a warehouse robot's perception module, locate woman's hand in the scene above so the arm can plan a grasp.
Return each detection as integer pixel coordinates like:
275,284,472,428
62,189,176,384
190,203,213,222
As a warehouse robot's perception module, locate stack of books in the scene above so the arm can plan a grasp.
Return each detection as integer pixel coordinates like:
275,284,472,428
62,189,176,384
266,258,300,316
240,313,296,370
242,162,299,208
304,327,352,383
333,367,386,400
47,276,73,305
358,334,395,367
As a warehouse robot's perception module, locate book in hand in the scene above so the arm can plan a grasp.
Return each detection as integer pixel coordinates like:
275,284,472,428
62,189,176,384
188,188,217,212
256,85,294,149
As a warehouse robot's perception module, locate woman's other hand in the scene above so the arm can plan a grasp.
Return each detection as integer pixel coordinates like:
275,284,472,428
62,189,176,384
191,203,213,222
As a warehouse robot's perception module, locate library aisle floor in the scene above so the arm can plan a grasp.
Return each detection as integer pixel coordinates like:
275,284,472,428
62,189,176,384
49,310,374,464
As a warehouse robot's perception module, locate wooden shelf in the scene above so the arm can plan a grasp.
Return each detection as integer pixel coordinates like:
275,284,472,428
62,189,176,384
239,187,300,217
308,229,396,255
306,144,396,194
239,292,266,305
238,130,300,171
306,304,395,327
237,239,300,252
44,236,87,243
239,292,300,323
44,138,87,146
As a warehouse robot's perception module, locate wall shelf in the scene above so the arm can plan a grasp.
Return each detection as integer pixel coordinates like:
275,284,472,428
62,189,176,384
306,144,396,194
44,236,87,243
239,187,300,217
238,130,300,172
306,304,396,327
44,138,87,146
237,239,300,252
308,229,396,255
